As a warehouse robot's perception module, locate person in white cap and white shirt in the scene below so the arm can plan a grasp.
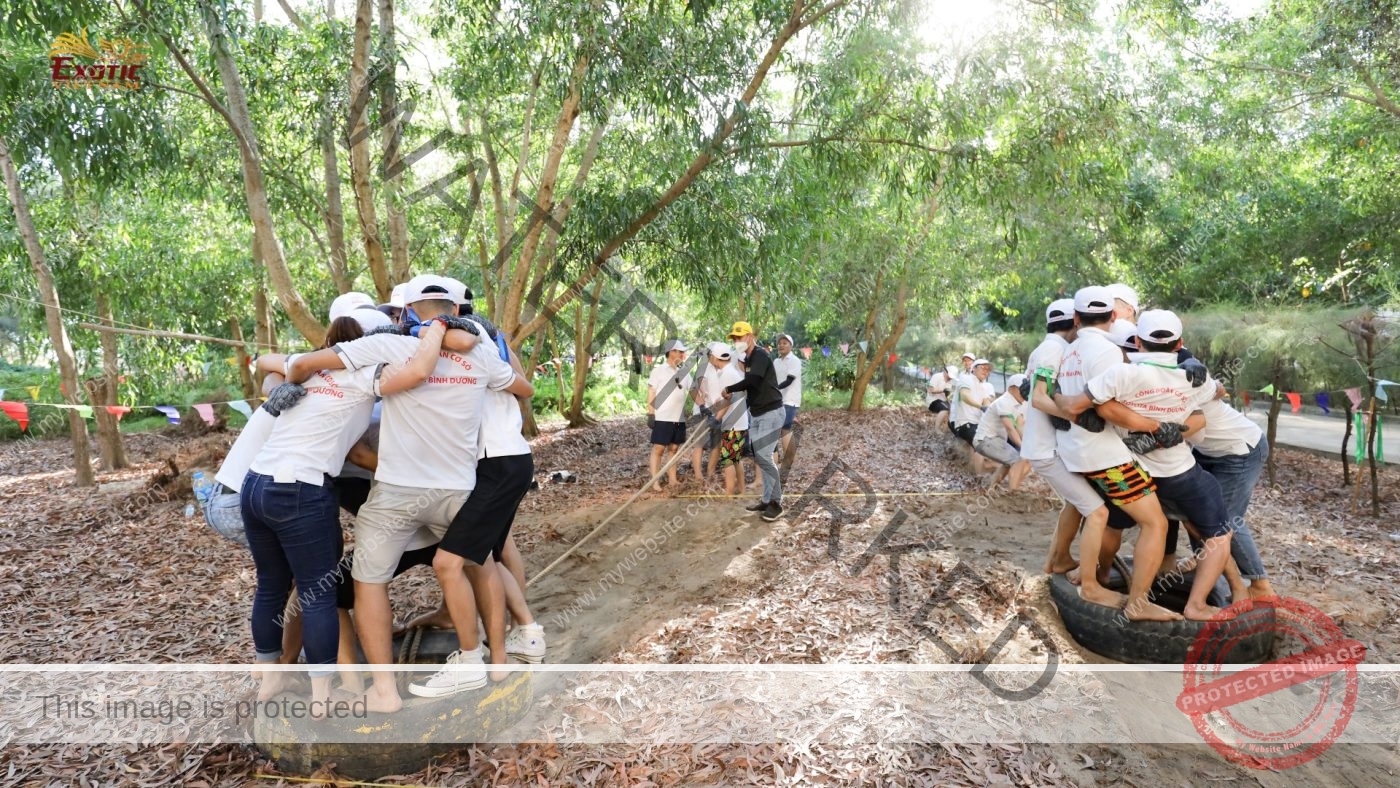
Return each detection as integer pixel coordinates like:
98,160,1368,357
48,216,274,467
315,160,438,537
329,291,378,322
1052,286,1178,622
242,314,447,714
647,339,694,489
1059,309,1234,622
283,274,531,710
772,334,803,472
377,283,408,324
952,359,995,474
973,373,1032,492
926,364,958,430
1022,297,1108,577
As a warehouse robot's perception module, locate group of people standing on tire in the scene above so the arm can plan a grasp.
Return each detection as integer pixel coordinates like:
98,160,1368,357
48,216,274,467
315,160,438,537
935,283,1276,623
209,274,548,715
644,321,800,523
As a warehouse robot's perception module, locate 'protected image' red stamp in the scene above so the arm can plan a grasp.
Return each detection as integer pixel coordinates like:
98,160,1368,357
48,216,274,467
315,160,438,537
1177,596,1367,769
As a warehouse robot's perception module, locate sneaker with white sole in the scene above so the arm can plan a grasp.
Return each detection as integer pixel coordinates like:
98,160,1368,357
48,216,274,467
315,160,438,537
407,647,486,698
505,624,547,663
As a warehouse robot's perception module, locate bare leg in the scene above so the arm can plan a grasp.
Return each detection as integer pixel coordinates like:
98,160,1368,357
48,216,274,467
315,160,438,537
648,445,664,487
690,445,705,484
706,447,720,483
463,557,508,681
499,536,527,602
723,463,738,496
1249,577,1278,599
337,609,365,695
1044,504,1082,575
666,445,681,487
498,562,534,626
1075,511,1128,608
432,549,481,656
1008,459,1032,491
984,462,1009,494
1118,496,1182,622
353,580,402,713
1184,534,1233,621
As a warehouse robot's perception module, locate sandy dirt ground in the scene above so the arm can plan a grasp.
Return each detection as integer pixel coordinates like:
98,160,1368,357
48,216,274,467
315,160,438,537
0,407,1396,785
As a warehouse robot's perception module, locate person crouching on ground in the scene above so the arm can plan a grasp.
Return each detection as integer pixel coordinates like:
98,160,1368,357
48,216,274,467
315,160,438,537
973,374,1032,493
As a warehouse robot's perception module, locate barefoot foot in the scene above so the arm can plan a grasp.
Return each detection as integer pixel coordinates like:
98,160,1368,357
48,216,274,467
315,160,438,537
1184,602,1229,621
1124,599,1184,622
1078,586,1129,608
363,683,403,714
1044,557,1078,575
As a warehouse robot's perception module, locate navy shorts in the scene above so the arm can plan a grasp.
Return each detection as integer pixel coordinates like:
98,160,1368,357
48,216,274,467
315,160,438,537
782,405,799,430
650,420,687,446
1152,463,1230,538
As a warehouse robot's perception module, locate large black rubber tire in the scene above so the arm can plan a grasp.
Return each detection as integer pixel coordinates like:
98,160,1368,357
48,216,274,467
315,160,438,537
1049,573,1277,664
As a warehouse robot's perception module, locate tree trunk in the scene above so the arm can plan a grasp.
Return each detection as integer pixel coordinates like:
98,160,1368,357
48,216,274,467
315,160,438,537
849,271,910,412
1341,398,1353,487
253,279,272,390
566,278,603,427
88,291,129,470
1365,395,1380,517
378,0,411,284
321,121,352,293
0,133,95,486
348,0,391,301
199,0,326,346
229,316,257,399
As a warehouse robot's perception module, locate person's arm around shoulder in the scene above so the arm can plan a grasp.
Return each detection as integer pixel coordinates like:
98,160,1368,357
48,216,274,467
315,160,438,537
286,348,347,383
379,321,445,396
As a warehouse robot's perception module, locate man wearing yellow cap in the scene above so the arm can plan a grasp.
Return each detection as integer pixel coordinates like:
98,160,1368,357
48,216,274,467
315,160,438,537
721,320,786,521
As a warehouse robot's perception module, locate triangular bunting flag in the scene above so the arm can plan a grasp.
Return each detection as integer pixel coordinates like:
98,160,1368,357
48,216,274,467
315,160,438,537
154,405,180,425
227,400,253,419
1241,391,1252,408
194,403,216,425
1286,392,1301,413
1260,384,1276,397
1315,392,1330,415
1375,380,1398,403
26,386,41,400
801,347,812,359
74,405,93,420
888,353,898,366
839,343,849,355
1346,387,1363,409
225,356,240,367
821,346,830,357
645,355,654,365
201,361,213,376
858,341,868,353
0,388,5,400
105,405,131,421
1,402,29,432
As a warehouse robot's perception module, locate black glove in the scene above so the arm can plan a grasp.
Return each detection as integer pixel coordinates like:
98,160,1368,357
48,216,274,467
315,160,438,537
1180,358,1208,388
1074,409,1107,433
1017,379,1032,400
647,414,655,429
1122,431,1160,455
465,314,500,340
1153,422,1185,448
434,315,481,335
1049,415,1072,431
366,324,408,336
263,383,306,416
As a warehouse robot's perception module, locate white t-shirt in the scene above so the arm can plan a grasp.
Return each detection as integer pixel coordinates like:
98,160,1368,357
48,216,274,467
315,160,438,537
773,352,803,407
1188,377,1263,458
952,374,995,428
335,333,515,491
1054,326,1132,473
479,387,530,459
926,371,954,405
338,402,381,481
1020,333,1069,462
699,364,724,408
716,363,748,431
647,362,693,423
1086,351,1198,478
216,408,277,491
974,391,1022,443
249,366,377,486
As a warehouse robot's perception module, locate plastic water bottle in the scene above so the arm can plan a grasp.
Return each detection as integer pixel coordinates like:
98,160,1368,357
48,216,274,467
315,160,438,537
191,471,215,513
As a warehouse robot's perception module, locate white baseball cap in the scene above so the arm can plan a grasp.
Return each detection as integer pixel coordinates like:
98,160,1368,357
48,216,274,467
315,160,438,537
972,358,991,367
403,274,466,306
1136,309,1183,344
388,283,408,309
1108,319,1139,350
443,277,473,307
350,309,393,332
663,339,689,354
329,292,376,321
961,352,976,361
1107,283,1140,313
1073,286,1115,315
1007,373,1027,388
1046,298,1075,323
709,342,733,360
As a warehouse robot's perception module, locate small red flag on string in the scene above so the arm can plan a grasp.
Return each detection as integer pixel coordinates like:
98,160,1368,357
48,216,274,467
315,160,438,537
888,352,898,365
1,401,29,432
1241,391,1252,408
105,405,131,421
1286,392,1301,413
801,347,813,359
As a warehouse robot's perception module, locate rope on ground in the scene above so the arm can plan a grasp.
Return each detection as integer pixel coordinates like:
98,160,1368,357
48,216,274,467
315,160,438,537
527,422,709,588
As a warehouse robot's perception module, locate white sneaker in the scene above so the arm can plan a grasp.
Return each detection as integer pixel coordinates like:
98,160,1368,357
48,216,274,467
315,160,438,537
505,624,547,663
407,647,486,698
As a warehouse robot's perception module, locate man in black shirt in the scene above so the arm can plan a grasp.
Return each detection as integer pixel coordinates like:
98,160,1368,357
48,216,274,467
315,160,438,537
722,320,786,521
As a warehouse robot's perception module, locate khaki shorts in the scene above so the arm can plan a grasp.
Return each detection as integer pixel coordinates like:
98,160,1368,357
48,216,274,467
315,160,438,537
974,436,1021,466
1029,455,1104,518
351,481,469,583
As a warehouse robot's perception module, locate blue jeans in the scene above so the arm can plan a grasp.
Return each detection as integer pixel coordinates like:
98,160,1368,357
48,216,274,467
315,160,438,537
1194,437,1269,580
241,471,342,676
749,407,785,504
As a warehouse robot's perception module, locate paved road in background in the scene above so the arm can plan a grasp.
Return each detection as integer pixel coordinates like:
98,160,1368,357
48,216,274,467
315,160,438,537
1244,409,1394,465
